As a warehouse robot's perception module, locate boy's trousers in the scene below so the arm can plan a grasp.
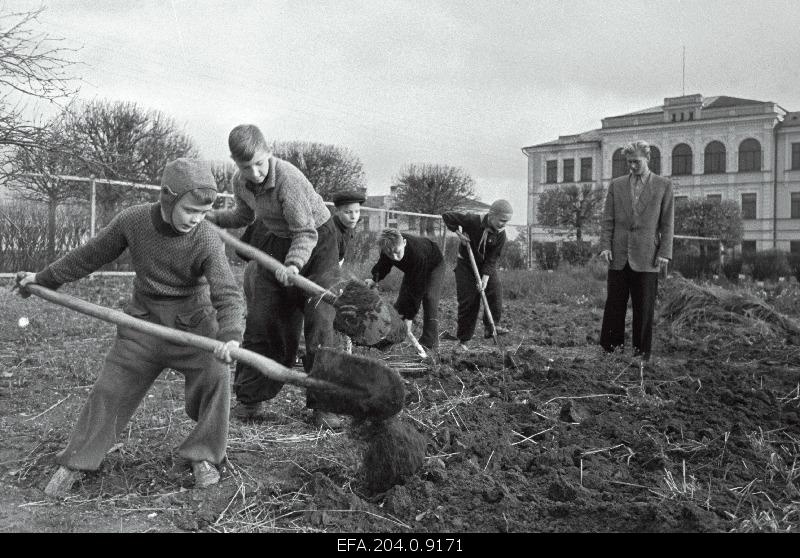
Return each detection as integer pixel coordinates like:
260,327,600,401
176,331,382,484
56,290,231,471
396,258,446,350
454,259,502,343
234,217,339,405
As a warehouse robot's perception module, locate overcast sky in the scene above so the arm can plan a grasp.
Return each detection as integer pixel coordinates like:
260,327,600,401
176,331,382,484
13,0,800,224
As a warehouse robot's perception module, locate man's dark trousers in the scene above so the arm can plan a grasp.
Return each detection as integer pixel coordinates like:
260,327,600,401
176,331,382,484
454,259,501,342
235,217,339,404
600,261,658,359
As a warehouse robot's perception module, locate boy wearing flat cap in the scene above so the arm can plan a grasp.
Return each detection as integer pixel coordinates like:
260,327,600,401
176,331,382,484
442,199,512,351
332,190,365,266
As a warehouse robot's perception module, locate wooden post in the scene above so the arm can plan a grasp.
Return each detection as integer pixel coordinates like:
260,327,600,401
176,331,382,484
90,174,96,237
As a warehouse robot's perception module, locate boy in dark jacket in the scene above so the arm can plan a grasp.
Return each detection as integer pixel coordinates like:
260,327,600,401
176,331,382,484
365,229,445,352
441,200,512,351
14,158,245,497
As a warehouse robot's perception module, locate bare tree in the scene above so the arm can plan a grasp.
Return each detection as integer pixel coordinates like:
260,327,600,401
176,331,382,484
537,183,604,242
271,141,366,200
0,6,79,170
64,99,199,222
392,163,477,234
7,119,85,259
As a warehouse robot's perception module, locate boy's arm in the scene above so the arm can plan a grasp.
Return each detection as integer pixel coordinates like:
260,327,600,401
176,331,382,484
279,185,320,271
441,212,469,232
201,236,245,343
36,212,129,289
395,282,424,321
207,188,255,229
370,253,394,283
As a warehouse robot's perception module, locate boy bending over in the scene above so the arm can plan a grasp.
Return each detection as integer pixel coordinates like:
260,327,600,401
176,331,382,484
365,229,445,352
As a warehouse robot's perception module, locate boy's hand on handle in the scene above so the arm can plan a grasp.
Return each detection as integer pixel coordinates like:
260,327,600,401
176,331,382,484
214,340,239,363
12,271,36,298
275,264,299,286
599,250,613,265
364,278,376,289
455,226,471,246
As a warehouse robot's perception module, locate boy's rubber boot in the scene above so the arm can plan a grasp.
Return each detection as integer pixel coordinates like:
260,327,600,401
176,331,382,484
232,401,263,421
313,410,344,430
44,466,83,499
192,460,220,489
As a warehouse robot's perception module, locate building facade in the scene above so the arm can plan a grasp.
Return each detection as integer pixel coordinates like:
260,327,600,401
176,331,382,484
522,94,800,253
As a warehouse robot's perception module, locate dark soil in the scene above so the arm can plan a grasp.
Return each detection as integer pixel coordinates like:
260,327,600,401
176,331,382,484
1,275,799,532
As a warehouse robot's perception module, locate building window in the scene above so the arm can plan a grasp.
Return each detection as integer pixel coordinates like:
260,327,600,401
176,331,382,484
674,195,688,205
688,112,694,121
792,143,800,170
580,157,592,181
704,141,726,174
791,241,800,255
738,138,762,172
741,193,756,220
707,194,722,203
672,114,677,122
741,240,756,254
792,192,800,218
612,148,627,178
672,143,693,176
649,146,661,175
562,159,574,182
546,160,557,183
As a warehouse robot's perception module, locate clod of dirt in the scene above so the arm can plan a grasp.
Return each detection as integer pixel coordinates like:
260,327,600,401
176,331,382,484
362,418,426,494
306,347,405,421
547,479,579,502
383,485,415,515
333,281,406,347
422,458,447,483
559,400,591,423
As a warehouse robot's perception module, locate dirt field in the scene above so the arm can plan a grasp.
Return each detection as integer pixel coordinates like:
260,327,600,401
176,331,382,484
1,270,799,533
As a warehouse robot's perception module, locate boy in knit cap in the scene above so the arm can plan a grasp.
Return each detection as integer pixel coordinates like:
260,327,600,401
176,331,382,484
14,158,245,497
365,229,445,353
331,190,366,266
442,199,512,351
207,124,342,428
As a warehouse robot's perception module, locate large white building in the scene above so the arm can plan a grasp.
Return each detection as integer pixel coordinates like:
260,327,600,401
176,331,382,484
522,94,800,253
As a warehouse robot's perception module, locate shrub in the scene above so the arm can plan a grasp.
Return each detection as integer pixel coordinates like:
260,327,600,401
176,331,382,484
788,253,800,283
745,250,791,282
722,257,743,281
559,241,595,266
532,241,559,270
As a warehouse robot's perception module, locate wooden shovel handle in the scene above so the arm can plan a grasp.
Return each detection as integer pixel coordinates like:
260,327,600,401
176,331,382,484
24,284,352,394
211,224,339,305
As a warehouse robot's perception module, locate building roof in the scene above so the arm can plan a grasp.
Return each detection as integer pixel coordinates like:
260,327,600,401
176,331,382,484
523,128,602,150
364,195,391,209
606,95,769,120
781,111,800,128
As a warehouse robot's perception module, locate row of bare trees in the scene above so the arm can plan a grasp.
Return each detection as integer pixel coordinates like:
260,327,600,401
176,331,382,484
1,6,494,265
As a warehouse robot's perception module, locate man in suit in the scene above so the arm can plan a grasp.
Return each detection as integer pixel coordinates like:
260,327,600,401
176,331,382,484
599,140,674,362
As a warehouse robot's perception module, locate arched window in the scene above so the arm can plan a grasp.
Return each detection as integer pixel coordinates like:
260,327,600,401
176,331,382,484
611,148,627,178
672,143,693,176
649,146,661,175
704,141,726,174
738,138,762,172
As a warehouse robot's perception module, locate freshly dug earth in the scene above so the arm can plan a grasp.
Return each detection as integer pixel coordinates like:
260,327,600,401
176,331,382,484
1,274,799,532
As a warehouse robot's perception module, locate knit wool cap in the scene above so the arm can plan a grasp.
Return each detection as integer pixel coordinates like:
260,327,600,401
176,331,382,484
332,190,367,207
489,199,513,218
159,158,218,225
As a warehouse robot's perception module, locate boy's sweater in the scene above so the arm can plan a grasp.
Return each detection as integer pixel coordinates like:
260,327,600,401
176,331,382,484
209,156,331,270
441,212,506,276
36,203,245,343
371,234,443,319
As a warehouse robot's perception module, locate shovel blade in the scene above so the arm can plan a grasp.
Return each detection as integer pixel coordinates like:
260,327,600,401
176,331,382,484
306,347,405,420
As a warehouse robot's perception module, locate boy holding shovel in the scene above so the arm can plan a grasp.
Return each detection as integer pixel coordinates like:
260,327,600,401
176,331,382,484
14,158,244,497
206,124,343,428
442,200,512,351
